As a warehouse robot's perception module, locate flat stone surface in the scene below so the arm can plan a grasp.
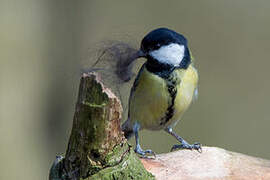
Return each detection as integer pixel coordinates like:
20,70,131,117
140,146,270,180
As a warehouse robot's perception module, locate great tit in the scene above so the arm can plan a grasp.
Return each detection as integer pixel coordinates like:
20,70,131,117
121,28,201,156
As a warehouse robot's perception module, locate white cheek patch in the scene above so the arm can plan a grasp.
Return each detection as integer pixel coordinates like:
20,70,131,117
149,43,185,67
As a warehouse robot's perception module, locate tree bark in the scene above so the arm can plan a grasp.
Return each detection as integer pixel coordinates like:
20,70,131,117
49,72,270,180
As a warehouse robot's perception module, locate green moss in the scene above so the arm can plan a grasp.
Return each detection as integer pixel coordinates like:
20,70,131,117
84,77,109,106
104,143,129,166
86,150,155,180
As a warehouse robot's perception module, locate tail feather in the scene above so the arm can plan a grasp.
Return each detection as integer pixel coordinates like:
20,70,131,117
121,119,134,140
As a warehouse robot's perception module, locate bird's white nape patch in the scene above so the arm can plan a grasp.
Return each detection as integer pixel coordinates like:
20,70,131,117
149,43,185,66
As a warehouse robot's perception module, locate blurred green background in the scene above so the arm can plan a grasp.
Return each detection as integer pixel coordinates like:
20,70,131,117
1,0,270,179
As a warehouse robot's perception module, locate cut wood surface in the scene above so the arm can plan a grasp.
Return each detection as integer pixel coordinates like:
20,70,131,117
141,146,270,180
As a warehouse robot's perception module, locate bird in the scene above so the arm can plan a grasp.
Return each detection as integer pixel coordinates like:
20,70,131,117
121,27,201,157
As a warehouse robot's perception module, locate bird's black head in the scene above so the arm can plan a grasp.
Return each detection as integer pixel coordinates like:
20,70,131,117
140,28,191,75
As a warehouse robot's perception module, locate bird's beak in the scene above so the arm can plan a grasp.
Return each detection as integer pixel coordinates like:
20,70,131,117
136,50,146,58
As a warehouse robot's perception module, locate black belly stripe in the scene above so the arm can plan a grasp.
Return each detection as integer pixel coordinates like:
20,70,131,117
160,75,178,126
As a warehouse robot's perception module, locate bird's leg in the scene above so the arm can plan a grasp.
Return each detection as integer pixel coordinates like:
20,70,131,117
133,123,156,157
165,127,202,152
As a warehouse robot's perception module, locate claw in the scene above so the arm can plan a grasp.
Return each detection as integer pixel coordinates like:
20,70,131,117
135,147,156,158
193,142,202,153
171,142,202,153
133,123,156,158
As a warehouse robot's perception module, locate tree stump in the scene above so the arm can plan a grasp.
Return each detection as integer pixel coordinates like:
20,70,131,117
49,72,154,180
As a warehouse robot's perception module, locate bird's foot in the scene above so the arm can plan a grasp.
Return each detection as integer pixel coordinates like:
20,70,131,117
171,141,202,153
135,146,156,158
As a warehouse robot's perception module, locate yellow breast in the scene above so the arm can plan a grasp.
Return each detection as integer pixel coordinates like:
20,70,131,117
171,65,198,127
128,64,198,130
